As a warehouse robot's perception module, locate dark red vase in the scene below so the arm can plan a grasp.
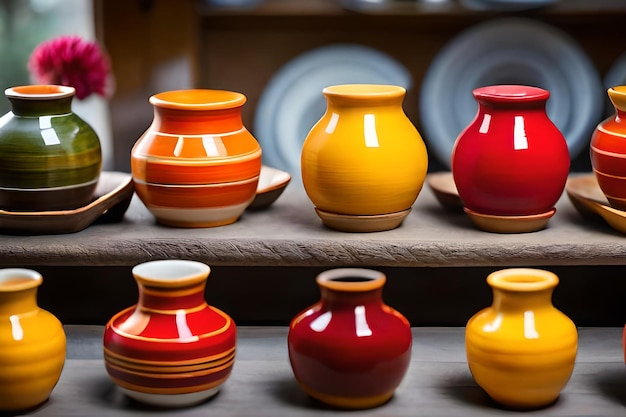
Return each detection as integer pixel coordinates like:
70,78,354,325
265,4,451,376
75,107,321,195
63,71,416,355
452,85,570,218
287,268,412,409
622,326,626,363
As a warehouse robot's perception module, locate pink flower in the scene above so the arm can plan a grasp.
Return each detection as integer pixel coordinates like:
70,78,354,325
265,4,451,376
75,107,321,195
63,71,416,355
28,35,114,100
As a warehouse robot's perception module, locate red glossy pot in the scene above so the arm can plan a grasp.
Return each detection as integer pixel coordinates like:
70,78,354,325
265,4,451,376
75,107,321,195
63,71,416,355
288,268,412,409
452,85,570,217
623,325,626,363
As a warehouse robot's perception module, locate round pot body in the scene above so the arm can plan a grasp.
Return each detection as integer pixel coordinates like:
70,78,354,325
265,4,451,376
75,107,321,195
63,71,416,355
465,268,578,409
288,268,412,409
452,85,570,217
0,268,66,412
300,84,428,231
103,260,237,408
131,89,262,227
0,85,102,211
590,86,626,210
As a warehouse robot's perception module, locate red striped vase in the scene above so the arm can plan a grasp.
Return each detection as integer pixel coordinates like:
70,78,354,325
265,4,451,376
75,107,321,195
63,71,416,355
103,260,236,408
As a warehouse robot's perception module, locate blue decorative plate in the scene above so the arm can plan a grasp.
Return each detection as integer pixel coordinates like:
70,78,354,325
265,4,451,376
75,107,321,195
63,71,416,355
419,17,603,168
254,43,412,178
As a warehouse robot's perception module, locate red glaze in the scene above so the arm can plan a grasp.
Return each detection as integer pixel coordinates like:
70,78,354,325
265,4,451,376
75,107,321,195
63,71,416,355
623,325,626,363
590,86,626,210
103,260,236,406
622,326,626,363
288,268,412,409
452,85,570,216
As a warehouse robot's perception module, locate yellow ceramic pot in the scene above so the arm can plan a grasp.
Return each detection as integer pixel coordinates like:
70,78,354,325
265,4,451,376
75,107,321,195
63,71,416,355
465,268,577,409
301,84,428,232
0,268,66,412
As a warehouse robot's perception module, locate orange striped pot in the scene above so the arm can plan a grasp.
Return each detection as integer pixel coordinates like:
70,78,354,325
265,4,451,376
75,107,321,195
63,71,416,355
103,260,236,408
591,86,626,210
131,89,262,227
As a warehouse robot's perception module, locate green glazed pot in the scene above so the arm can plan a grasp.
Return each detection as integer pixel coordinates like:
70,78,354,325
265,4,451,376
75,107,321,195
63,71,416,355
0,85,102,211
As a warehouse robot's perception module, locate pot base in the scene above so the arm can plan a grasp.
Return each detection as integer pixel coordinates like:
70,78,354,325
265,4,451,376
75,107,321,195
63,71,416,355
298,382,393,410
148,203,250,228
464,207,556,234
314,208,411,232
119,386,222,408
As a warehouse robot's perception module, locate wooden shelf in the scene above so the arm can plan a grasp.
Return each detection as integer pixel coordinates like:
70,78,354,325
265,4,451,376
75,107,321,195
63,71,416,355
27,325,626,416
2,174,626,269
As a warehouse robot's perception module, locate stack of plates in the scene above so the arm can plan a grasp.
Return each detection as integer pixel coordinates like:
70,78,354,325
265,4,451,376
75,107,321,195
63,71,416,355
419,17,603,168
459,0,559,11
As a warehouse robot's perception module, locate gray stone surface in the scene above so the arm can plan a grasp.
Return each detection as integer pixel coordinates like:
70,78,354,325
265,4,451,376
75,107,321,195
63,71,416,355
28,326,626,416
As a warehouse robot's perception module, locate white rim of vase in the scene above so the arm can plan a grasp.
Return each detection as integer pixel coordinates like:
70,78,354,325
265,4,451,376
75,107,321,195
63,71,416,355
0,268,43,292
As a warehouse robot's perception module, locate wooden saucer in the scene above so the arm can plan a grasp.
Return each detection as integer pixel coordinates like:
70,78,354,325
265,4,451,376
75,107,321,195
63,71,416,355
566,173,626,233
464,207,556,234
314,208,411,233
0,171,134,234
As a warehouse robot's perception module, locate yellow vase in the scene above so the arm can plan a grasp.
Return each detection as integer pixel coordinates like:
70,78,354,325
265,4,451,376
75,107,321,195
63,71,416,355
301,84,428,232
0,268,66,412
465,268,577,409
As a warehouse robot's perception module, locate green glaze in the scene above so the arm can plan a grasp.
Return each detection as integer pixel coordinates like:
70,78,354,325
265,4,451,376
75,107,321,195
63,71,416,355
0,85,101,210
0,86,101,188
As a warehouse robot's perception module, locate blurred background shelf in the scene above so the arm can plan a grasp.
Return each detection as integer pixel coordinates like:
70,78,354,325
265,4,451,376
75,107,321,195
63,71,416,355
95,0,626,172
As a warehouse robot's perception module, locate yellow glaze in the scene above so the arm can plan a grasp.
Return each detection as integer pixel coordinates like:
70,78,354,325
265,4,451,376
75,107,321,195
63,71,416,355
465,268,577,409
0,269,66,412
301,84,428,219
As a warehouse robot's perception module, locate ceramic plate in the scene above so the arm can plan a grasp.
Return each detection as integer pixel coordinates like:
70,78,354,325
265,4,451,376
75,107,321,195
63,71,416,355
419,17,603,168
426,171,464,212
254,43,412,178
566,174,626,233
459,0,559,11
247,165,291,211
314,207,411,233
464,207,555,234
0,171,134,235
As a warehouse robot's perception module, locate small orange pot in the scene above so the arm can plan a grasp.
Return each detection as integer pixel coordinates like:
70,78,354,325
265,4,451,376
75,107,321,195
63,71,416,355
131,89,261,227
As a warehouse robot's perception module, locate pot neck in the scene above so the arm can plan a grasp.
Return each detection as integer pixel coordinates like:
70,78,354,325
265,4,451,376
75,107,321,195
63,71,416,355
137,280,208,312
316,268,385,309
131,260,211,312
608,87,626,120
487,268,558,313
476,99,547,112
0,288,39,316
0,269,43,315
149,89,246,135
320,287,383,309
491,287,555,313
152,106,244,135
5,85,75,117
473,85,549,111
323,84,406,109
